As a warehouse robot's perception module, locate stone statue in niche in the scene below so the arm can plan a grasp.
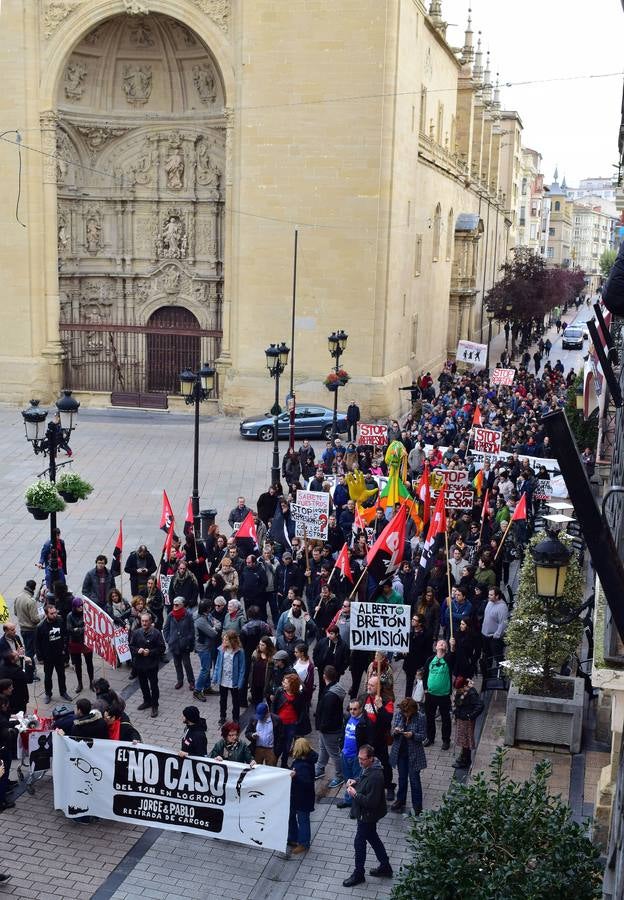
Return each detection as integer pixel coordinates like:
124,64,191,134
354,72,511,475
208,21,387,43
162,267,181,293
122,65,152,105
132,145,154,185
129,19,155,46
159,215,187,259
174,22,197,46
85,216,102,253
64,62,87,100
164,140,185,191
192,64,217,104
196,143,221,191
58,214,69,251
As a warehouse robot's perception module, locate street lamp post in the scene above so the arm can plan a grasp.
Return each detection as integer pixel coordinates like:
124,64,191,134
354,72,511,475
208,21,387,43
265,342,290,487
21,390,80,583
327,329,349,440
179,362,216,536
531,530,573,687
485,307,496,371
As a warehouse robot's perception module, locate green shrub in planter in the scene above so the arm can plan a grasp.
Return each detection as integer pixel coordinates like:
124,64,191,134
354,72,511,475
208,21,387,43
56,472,94,501
24,480,66,513
504,531,584,696
392,747,602,900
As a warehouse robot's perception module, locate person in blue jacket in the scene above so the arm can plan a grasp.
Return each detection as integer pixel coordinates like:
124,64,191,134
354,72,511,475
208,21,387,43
212,630,245,725
287,737,318,854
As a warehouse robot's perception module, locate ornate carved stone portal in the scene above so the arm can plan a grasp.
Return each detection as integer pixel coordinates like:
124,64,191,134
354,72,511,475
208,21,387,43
56,13,225,396
447,214,484,356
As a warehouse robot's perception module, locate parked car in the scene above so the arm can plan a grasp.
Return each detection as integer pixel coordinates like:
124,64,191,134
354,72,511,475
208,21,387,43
240,405,348,441
562,326,584,350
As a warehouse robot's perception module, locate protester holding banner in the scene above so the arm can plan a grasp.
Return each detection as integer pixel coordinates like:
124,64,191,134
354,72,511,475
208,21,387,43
66,597,95,693
129,612,166,718
245,701,283,765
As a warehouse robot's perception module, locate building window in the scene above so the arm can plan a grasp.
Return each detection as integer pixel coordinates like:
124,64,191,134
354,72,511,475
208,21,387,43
446,209,454,260
530,224,537,240
549,227,555,236
554,201,561,211
414,234,423,276
419,87,427,132
411,314,418,358
521,177,527,196
546,247,554,259
432,204,441,261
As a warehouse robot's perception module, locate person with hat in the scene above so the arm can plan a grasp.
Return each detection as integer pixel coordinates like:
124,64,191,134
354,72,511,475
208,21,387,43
276,622,299,663
209,721,254,764
275,551,304,609
245,701,284,766
265,649,294,703
276,596,317,644
13,580,41,678
179,706,208,757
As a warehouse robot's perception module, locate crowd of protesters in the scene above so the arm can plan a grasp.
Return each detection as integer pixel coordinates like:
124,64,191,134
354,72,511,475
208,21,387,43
0,331,587,887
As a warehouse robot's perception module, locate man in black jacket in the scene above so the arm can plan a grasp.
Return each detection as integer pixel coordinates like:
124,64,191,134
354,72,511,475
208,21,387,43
69,698,108,740
36,604,72,704
313,626,349,696
180,706,208,757
0,655,29,714
124,545,157,597
82,555,115,609
275,552,304,608
129,612,166,718
239,556,268,618
314,665,346,787
240,606,272,704
346,401,361,443
342,743,392,887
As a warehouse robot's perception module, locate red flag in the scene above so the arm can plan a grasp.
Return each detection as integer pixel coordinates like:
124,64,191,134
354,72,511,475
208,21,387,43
334,542,353,583
481,489,490,522
412,486,447,596
236,510,258,546
472,406,482,427
160,490,174,532
366,504,407,583
184,497,194,534
417,462,431,526
111,520,123,577
426,485,447,541
163,520,175,560
511,493,527,521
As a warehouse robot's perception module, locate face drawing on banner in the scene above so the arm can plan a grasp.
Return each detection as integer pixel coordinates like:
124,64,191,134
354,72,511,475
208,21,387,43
236,769,268,846
68,756,103,815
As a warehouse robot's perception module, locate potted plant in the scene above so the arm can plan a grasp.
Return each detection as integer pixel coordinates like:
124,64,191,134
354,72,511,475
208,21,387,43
56,472,94,503
392,747,602,900
503,530,585,752
24,481,66,519
323,369,350,391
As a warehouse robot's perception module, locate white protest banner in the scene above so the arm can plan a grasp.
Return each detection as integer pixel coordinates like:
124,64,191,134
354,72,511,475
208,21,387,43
534,478,552,501
350,601,410,652
83,597,118,667
114,626,132,663
159,574,172,605
292,490,330,540
357,424,388,447
456,339,487,369
52,734,291,852
472,427,502,456
491,367,515,386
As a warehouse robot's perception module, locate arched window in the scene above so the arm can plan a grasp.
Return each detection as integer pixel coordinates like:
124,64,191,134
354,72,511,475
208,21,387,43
432,204,442,261
446,208,454,260
554,200,561,212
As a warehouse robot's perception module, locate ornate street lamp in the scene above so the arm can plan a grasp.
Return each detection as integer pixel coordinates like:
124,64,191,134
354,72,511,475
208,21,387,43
21,390,80,583
179,363,216,535
265,342,290,486
485,306,496,371
531,531,572,599
327,329,349,439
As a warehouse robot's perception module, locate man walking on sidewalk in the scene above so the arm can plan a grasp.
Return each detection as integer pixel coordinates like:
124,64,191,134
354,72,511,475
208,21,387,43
342,744,392,888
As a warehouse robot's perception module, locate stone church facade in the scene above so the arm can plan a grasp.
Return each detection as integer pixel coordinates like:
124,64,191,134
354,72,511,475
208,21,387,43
0,0,516,416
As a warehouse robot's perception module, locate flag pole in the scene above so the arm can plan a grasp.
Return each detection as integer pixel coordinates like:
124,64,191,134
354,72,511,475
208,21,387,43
349,565,368,600
327,566,336,586
444,526,454,642
494,522,511,561
303,525,311,584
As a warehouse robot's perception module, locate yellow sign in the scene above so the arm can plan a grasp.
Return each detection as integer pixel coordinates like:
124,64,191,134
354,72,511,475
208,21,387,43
0,594,9,624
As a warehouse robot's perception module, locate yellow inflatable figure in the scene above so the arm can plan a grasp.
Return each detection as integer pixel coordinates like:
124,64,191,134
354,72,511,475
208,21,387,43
346,469,378,504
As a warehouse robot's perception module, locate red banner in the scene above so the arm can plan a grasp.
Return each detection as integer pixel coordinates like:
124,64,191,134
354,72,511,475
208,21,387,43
83,597,118,668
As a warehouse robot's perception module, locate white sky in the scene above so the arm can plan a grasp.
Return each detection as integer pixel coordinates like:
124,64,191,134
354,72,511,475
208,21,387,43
444,0,623,187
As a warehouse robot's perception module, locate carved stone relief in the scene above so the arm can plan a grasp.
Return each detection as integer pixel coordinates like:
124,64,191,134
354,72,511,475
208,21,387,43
76,125,128,155
84,207,103,253
164,136,185,191
42,0,83,40
129,19,155,46
192,0,230,33
196,142,221,195
174,22,197,47
122,0,150,14
193,65,217,105
58,210,69,252
122,65,153,105
156,211,188,259
83,25,104,46
132,144,155,186
64,62,87,100
56,129,80,187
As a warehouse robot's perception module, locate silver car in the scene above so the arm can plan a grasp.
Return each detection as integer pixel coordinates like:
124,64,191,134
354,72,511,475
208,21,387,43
240,405,348,441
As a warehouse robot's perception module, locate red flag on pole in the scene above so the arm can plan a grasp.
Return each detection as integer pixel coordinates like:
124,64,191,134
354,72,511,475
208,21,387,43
511,493,527,522
481,489,490,522
366,504,407,583
112,520,123,577
163,519,175,561
472,405,482,427
160,490,174,532
417,462,431,527
334,542,353,582
184,497,194,534
236,510,258,546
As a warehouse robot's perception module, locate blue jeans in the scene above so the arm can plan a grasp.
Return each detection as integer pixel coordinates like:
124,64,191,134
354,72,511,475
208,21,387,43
396,751,422,809
340,752,361,804
280,723,297,767
195,649,213,692
354,820,389,876
288,808,311,847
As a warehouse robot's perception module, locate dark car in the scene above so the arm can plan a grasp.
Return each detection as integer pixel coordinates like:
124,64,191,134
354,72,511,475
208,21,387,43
562,326,584,350
240,405,348,441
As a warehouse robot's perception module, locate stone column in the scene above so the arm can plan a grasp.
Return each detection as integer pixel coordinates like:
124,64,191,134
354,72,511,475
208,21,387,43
216,107,233,367
40,110,64,394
